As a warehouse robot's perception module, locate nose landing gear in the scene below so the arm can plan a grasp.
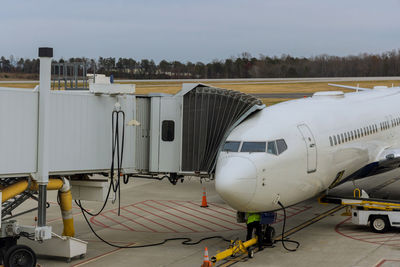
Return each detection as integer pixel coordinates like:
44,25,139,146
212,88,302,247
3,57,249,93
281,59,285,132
262,225,276,246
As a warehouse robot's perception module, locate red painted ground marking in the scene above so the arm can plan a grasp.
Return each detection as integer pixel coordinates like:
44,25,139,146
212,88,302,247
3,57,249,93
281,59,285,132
141,201,212,231
90,216,111,229
89,201,310,234
121,207,178,233
133,204,197,232
101,213,135,231
208,202,237,214
169,200,246,229
110,210,157,232
336,218,400,247
152,200,233,231
187,201,236,219
375,259,400,267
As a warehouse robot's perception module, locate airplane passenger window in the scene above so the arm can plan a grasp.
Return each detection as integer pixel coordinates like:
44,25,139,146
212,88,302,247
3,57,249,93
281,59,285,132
337,134,341,144
357,129,360,138
350,131,354,140
241,142,266,153
341,133,344,142
329,137,333,146
276,139,288,154
222,141,241,152
333,135,337,145
267,141,277,155
344,133,348,142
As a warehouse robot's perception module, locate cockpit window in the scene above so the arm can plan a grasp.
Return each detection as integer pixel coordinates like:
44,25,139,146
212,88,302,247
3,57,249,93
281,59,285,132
276,139,288,154
222,141,241,152
241,142,266,152
267,141,277,155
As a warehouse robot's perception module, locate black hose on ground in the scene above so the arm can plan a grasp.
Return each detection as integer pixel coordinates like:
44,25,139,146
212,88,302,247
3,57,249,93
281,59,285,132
274,201,300,252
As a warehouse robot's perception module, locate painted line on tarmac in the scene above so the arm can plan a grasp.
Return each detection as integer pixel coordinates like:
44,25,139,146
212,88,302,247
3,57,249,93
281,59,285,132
375,259,400,267
71,242,137,267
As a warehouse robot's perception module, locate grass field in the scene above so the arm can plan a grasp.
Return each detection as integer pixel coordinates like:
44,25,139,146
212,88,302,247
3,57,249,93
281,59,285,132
2,79,400,106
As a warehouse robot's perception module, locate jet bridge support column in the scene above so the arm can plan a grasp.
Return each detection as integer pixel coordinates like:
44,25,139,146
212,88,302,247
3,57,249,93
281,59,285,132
37,47,52,227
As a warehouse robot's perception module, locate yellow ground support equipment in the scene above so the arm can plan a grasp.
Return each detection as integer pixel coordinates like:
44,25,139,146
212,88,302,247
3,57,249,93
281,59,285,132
0,178,75,237
320,188,400,233
210,237,258,265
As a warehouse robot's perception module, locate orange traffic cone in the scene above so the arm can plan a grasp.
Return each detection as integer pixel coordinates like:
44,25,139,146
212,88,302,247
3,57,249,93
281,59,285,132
201,247,212,267
201,187,208,208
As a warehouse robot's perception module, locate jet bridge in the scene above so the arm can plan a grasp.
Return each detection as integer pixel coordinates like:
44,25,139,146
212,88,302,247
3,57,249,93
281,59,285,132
133,84,264,178
0,47,264,265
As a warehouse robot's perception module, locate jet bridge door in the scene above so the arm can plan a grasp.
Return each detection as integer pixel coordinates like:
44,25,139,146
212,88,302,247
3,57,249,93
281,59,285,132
297,124,317,173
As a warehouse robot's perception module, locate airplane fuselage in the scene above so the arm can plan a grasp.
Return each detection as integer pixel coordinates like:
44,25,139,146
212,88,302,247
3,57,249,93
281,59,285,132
215,88,400,212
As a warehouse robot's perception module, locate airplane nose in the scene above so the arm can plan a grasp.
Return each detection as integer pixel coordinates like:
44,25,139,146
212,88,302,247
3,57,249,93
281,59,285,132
215,156,257,211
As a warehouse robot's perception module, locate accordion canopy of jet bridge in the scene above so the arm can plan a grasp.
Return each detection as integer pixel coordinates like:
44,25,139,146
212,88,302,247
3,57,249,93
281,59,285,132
135,84,264,177
181,85,264,173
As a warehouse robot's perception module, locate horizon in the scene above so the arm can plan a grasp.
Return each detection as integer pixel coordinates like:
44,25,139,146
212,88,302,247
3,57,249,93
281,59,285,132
1,0,400,62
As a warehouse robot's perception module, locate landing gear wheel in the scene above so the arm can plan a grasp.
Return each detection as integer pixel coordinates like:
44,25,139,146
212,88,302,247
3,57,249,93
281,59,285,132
370,216,390,233
248,247,255,258
4,244,36,267
263,226,276,245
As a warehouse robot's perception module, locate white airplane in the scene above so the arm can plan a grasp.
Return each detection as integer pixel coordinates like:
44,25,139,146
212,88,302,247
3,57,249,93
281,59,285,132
215,84,400,212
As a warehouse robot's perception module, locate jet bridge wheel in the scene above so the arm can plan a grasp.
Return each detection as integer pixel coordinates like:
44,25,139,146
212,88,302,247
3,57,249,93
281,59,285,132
4,244,36,267
370,215,390,233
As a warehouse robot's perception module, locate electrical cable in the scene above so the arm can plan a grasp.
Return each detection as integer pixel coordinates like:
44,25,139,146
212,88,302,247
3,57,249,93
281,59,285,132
79,203,230,248
76,108,125,217
275,201,300,252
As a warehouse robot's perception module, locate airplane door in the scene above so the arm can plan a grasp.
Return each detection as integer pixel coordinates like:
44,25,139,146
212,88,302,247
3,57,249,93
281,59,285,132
297,124,317,173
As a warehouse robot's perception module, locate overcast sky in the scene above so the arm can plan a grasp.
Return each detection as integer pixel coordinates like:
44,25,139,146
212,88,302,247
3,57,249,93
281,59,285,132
2,0,400,62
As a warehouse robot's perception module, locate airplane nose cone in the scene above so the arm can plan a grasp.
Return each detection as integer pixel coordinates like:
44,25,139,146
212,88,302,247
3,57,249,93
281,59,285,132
215,156,257,211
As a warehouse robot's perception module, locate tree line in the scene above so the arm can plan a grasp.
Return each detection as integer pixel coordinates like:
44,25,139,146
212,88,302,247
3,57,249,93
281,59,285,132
1,50,400,79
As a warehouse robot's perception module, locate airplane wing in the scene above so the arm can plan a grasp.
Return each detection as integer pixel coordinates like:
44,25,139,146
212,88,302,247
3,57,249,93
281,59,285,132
346,147,400,180
328,83,372,91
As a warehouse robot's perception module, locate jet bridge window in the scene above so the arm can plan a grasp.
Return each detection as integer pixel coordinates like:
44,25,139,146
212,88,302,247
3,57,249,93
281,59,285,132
162,120,175,142
241,142,266,153
222,141,241,152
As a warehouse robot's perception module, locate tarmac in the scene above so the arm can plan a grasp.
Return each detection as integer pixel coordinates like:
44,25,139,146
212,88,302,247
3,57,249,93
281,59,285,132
11,169,400,267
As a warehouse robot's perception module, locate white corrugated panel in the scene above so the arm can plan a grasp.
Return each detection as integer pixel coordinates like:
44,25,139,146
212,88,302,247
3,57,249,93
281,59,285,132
0,88,38,176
